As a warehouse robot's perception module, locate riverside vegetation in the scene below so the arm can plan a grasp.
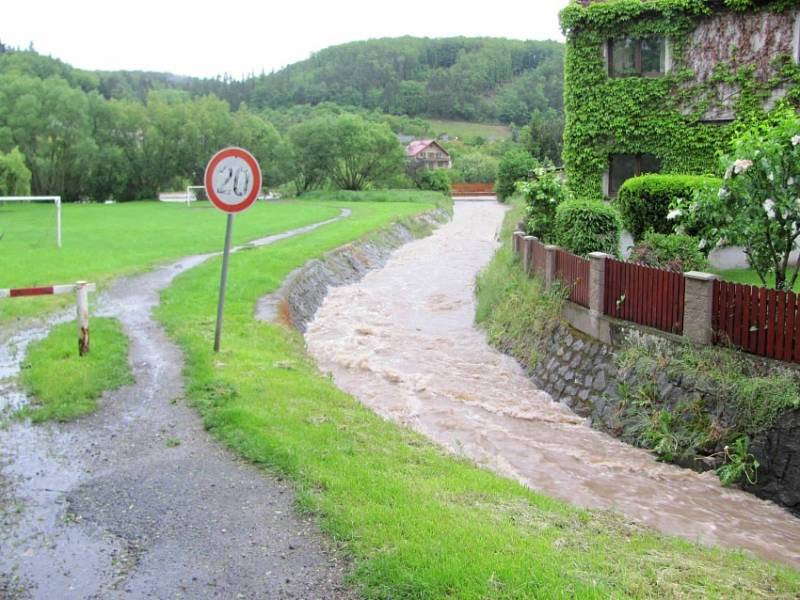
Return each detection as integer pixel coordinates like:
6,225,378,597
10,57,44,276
478,198,800,498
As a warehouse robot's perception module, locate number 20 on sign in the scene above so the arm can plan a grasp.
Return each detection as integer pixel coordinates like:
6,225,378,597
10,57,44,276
204,147,263,352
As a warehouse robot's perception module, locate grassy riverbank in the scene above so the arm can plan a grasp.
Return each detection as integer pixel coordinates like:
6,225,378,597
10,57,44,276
0,200,341,326
156,198,800,598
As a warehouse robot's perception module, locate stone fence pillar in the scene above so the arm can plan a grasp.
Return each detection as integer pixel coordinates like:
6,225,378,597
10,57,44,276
522,236,537,274
512,231,524,255
587,252,612,316
683,271,717,345
544,245,558,289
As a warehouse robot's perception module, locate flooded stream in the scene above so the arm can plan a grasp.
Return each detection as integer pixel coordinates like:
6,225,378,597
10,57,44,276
306,201,800,568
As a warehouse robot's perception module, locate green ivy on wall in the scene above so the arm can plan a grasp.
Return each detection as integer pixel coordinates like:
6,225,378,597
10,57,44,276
559,0,800,199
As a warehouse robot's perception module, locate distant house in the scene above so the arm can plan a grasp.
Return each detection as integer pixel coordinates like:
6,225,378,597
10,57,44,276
405,140,452,170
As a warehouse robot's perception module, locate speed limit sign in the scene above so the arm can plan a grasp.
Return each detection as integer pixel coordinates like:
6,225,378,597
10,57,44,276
205,147,264,352
204,147,262,214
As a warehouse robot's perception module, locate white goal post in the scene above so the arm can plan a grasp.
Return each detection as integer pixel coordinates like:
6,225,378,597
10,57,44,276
0,196,61,247
186,186,206,207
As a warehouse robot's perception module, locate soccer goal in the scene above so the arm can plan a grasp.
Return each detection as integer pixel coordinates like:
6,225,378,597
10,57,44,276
0,196,61,247
185,186,207,207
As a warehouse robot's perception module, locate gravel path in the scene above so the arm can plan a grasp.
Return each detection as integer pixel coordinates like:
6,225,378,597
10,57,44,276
0,210,354,599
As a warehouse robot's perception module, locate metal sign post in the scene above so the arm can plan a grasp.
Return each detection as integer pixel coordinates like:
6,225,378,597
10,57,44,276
213,213,234,352
204,147,263,352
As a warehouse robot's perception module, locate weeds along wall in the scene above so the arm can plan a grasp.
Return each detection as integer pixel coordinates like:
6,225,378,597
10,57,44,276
559,0,800,199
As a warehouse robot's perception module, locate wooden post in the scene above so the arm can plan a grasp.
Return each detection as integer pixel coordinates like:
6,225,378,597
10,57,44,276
76,281,90,356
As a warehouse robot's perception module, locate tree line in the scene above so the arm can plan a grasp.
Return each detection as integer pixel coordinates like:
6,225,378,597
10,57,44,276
0,40,565,201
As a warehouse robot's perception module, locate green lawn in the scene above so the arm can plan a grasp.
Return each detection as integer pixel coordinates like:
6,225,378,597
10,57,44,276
155,200,799,598
0,200,341,325
715,267,800,292
18,317,132,422
427,119,512,141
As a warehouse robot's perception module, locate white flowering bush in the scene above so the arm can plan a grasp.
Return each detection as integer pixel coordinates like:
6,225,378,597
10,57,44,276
673,108,800,290
517,163,568,242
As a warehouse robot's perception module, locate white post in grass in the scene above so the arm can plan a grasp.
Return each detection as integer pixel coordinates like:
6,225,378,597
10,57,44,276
76,281,90,356
56,196,62,247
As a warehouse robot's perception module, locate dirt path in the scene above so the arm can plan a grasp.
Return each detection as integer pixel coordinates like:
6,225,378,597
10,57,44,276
0,210,354,599
305,201,800,569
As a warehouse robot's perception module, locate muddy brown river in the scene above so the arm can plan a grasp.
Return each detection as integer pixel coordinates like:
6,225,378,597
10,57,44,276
306,200,800,568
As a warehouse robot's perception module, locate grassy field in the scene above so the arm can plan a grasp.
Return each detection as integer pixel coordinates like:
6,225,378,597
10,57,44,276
0,200,341,326
18,317,132,422
154,199,799,597
427,119,512,141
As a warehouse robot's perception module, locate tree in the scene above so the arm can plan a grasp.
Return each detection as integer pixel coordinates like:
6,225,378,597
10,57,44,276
451,151,498,183
495,148,535,200
522,108,564,165
0,147,31,195
328,114,404,191
287,116,338,193
674,108,800,290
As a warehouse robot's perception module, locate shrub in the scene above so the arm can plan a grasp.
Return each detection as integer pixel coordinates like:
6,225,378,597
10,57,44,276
451,152,498,183
630,231,709,273
673,107,800,291
0,147,32,196
616,174,722,241
554,199,621,257
416,169,452,195
516,164,568,242
495,149,535,201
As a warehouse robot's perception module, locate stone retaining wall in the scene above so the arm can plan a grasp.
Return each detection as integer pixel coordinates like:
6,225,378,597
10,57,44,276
528,317,800,516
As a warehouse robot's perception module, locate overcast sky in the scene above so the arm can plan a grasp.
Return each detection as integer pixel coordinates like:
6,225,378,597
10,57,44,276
1,0,568,79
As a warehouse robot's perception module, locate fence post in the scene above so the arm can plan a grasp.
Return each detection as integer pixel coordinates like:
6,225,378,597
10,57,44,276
76,281,90,356
512,231,524,255
544,245,558,289
588,252,612,316
683,271,717,346
522,236,537,274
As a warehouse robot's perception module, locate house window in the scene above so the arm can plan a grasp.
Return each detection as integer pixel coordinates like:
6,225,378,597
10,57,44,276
608,153,661,196
609,37,666,77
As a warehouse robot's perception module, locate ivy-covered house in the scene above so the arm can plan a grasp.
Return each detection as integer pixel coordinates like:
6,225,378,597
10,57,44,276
560,0,800,198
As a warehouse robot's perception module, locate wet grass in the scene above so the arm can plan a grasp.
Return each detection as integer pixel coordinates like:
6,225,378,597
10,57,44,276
427,119,512,141
156,200,800,598
17,317,132,422
0,200,342,326
475,199,565,368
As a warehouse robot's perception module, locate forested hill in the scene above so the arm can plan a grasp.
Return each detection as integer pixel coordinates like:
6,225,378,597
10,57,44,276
0,37,564,125
223,37,565,124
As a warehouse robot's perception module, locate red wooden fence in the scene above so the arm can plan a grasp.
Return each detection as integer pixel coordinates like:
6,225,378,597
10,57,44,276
530,238,547,275
452,183,495,196
712,280,800,362
555,249,590,308
603,259,685,334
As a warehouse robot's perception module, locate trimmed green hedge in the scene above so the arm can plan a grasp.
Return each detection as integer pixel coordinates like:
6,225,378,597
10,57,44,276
616,174,722,241
554,199,622,257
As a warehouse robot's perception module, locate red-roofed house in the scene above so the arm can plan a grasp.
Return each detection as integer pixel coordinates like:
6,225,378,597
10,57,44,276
405,140,452,170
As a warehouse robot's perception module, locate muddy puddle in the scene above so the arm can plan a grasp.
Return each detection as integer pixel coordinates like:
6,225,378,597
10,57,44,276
306,201,800,568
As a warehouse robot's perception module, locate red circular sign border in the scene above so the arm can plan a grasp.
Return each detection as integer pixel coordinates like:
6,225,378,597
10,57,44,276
204,147,263,214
